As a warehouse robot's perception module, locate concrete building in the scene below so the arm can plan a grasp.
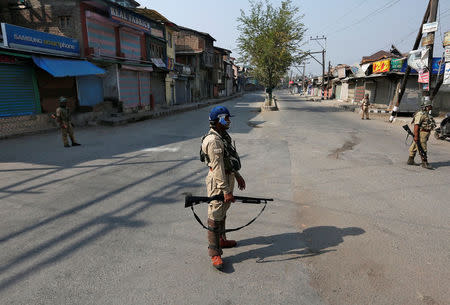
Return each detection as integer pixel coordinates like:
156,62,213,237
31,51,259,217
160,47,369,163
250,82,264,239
175,26,215,102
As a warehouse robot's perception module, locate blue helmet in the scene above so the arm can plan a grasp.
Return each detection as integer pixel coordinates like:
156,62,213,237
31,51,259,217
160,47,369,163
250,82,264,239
209,106,233,126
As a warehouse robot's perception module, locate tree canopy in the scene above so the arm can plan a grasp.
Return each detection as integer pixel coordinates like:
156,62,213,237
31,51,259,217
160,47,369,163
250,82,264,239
237,0,306,101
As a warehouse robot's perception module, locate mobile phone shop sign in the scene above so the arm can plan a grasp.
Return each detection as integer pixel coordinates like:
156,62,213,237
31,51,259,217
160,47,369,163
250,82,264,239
1,23,80,56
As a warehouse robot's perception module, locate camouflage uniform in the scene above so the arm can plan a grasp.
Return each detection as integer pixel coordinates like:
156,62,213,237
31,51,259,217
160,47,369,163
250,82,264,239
361,97,370,119
409,110,436,158
55,98,79,147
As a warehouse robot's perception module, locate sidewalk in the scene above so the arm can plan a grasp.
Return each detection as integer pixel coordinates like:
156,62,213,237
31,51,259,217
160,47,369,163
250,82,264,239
0,93,244,139
300,95,444,125
98,93,244,126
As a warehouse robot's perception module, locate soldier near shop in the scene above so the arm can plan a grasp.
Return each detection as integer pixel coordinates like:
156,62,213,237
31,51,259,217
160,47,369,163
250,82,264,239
53,96,81,148
360,93,371,120
407,98,436,169
200,105,246,270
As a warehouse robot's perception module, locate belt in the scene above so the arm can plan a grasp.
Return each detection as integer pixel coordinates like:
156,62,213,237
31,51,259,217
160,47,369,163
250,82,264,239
209,167,231,174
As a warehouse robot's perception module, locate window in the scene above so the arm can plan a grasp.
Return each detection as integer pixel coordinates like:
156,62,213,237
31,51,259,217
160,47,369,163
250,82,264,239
58,16,71,29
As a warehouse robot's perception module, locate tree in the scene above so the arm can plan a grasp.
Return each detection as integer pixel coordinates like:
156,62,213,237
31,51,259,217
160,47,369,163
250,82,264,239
237,0,306,105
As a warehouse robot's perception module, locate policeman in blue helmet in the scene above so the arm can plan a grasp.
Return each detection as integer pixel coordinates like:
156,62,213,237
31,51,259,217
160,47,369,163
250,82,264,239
200,105,246,270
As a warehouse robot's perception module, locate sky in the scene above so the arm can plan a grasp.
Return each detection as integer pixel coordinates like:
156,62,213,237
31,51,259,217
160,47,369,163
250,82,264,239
139,0,450,76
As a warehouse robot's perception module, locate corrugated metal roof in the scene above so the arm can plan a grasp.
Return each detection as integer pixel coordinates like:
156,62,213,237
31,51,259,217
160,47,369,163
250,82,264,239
361,50,400,64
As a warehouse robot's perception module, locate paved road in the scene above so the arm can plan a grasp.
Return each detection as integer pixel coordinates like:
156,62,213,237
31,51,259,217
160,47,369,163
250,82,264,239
0,92,449,305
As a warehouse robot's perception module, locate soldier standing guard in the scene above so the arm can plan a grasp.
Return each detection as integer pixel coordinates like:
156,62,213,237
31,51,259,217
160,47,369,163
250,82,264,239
407,98,436,169
53,96,81,148
361,93,370,120
200,105,246,270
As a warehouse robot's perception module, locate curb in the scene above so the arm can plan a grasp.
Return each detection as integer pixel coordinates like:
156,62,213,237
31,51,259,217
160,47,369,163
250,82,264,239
99,93,245,127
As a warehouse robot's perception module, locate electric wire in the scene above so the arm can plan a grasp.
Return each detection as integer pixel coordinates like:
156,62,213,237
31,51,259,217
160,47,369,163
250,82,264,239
327,0,402,35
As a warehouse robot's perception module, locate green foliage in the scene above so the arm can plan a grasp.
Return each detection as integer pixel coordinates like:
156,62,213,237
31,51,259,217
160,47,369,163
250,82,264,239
237,0,306,96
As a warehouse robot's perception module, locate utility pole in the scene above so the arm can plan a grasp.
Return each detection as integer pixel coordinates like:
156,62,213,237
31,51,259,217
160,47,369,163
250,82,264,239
302,62,306,94
310,36,327,99
389,0,436,122
424,0,439,99
327,61,332,99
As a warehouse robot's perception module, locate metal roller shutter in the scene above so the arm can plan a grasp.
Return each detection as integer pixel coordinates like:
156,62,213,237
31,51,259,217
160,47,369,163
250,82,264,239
0,64,39,117
77,75,104,107
139,72,151,107
119,69,140,108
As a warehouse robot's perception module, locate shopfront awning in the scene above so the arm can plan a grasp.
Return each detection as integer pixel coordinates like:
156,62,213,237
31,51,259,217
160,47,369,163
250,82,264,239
32,56,105,77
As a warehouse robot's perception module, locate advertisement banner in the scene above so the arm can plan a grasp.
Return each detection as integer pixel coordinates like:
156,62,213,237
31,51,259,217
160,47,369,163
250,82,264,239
390,58,404,72
445,47,450,63
422,22,438,34
444,63,450,85
418,71,429,83
422,33,435,46
373,59,390,73
1,23,79,56
444,31,450,47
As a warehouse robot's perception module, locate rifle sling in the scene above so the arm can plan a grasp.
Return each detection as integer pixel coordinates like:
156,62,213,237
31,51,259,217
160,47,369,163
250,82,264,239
190,201,267,233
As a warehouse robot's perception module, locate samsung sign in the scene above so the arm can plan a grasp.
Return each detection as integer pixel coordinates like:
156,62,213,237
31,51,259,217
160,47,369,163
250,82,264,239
1,23,80,56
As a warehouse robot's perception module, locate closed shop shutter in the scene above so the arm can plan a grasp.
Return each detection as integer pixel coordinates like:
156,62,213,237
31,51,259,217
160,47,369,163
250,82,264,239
151,73,166,106
0,64,39,117
86,11,116,57
119,69,140,108
365,81,376,103
120,29,141,60
355,80,365,102
341,83,349,101
176,79,186,104
139,72,151,107
77,75,104,107
335,84,342,99
348,83,356,101
373,78,392,106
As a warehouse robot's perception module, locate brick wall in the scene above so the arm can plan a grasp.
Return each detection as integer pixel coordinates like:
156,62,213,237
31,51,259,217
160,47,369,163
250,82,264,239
0,114,56,139
5,0,83,48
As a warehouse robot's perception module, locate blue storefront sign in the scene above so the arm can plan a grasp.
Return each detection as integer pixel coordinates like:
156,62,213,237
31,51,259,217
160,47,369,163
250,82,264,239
1,23,80,56
401,57,444,75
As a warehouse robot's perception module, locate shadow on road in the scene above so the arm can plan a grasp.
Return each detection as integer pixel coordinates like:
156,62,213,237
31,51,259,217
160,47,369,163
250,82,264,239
223,226,365,273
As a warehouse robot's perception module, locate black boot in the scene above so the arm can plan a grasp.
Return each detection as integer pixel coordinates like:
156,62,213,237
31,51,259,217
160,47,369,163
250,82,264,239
207,219,223,270
421,161,433,170
407,156,417,165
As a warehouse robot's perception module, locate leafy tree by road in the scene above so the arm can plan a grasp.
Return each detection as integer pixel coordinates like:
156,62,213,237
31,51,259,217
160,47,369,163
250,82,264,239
237,0,306,105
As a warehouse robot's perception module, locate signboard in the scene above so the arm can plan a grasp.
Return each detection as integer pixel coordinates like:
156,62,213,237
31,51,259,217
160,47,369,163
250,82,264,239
167,57,175,70
443,63,450,85
422,22,438,34
151,58,166,68
431,58,445,75
1,23,80,56
444,31,450,47
421,33,435,46
373,59,390,73
445,46,450,63
390,58,404,72
418,71,429,83
109,6,151,33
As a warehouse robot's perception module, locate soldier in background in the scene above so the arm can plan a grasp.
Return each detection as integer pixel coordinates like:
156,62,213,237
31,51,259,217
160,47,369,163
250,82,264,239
53,96,81,148
407,98,436,169
361,93,371,120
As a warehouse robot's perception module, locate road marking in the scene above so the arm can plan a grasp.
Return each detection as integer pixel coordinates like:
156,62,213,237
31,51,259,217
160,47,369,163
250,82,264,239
141,147,180,152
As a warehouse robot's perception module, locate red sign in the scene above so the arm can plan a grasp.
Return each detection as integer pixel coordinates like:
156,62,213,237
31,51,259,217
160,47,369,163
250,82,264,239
373,59,390,73
418,71,430,83
0,54,16,64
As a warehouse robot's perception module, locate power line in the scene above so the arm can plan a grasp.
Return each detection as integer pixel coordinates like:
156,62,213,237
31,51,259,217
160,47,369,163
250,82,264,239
317,0,371,34
327,0,402,35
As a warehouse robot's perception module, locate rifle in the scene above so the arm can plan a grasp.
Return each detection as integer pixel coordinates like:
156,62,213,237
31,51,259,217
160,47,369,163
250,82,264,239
185,194,273,232
185,194,273,208
402,124,427,161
